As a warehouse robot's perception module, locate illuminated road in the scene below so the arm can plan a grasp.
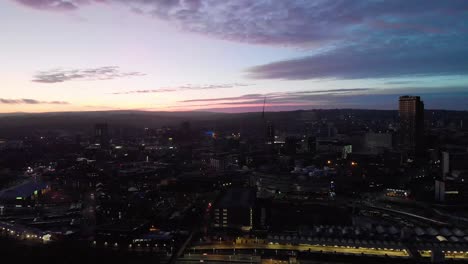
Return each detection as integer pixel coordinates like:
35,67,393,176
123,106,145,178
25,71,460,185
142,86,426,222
419,250,468,260
179,254,261,263
169,230,195,264
366,205,449,226
191,242,409,258
0,221,49,243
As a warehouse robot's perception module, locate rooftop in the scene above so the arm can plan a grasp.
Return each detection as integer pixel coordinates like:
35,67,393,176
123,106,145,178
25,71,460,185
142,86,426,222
216,188,255,209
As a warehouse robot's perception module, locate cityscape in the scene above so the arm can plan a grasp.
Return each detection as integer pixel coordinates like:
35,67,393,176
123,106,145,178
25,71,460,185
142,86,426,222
1,1,468,264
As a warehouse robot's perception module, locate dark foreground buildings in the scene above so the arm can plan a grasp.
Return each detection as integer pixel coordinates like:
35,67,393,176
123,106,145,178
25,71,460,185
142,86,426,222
2,100,468,263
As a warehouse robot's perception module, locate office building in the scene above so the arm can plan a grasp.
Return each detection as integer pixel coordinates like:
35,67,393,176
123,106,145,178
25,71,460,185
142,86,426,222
94,123,110,147
399,96,424,158
213,188,255,231
442,151,468,178
364,132,393,153
265,121,275,144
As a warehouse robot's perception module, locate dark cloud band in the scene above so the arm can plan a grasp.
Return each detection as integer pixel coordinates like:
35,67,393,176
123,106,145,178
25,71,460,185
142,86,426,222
246,40,468,80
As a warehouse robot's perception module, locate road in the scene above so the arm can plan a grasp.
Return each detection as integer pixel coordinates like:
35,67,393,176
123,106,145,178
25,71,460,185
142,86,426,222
419,249,468,260
0,220,47,243
366,205,449,226
169,230,195,264
191,242,409,258
178,254,261,263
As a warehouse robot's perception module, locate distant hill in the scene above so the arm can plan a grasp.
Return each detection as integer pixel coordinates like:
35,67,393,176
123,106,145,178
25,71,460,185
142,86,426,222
0,109,465,138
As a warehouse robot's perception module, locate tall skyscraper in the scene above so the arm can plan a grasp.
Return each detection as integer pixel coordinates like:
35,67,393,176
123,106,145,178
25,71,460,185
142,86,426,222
265,121,275,144
94,123,109,148
399,96,424,158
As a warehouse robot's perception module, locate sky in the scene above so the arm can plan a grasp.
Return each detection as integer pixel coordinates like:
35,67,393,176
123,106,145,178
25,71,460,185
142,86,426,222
0,0,467,113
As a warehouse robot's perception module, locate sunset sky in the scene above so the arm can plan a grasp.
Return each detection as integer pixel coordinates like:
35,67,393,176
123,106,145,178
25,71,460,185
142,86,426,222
1,0,467,113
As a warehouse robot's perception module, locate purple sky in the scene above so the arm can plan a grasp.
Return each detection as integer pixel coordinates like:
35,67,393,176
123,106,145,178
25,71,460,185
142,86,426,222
1,0,467,113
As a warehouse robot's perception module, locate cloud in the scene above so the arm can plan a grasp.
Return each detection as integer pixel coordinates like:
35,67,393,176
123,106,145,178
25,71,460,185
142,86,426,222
180,88,372,103
246,38,468,80
384,81,419,85
32,66,145,83
112,83,252,95
13,0,468,80
13,1,468,44
176,86,468,111
0,98,69,104
14,0,81,11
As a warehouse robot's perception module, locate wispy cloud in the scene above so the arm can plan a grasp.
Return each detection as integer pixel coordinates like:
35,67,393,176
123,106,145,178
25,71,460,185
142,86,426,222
175,86,468,111
384,81,419,85
0,98,69,104
14,0,80,11
32,66,145,83
180,88,372,103
112,83,252,95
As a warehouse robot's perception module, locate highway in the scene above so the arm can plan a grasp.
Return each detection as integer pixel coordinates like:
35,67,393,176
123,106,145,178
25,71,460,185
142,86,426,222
0,220,48,243
366,205,449,226
190,241,409,258
178,254,261,263
169,230,195,264
419,250,468,260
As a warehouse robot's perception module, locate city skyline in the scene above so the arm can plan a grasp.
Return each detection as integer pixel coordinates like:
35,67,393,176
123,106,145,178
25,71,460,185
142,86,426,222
2,2,468,262
1,0,468,113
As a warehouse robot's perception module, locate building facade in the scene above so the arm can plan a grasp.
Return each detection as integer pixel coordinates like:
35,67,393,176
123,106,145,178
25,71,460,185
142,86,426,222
399,96,424,158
